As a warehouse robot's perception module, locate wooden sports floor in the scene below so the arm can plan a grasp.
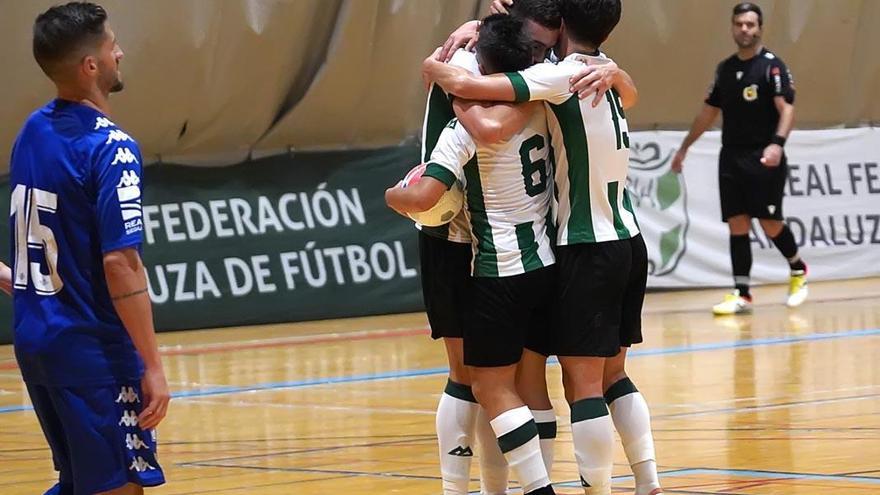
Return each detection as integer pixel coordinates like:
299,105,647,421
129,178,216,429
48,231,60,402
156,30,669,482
1,277,878,494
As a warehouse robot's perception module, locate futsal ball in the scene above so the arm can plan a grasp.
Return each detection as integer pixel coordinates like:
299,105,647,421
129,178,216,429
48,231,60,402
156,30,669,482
400,163,464,227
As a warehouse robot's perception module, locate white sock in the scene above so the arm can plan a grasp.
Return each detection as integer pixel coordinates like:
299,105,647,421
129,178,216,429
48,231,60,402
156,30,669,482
437,380,480,494
531,409,557,476
475,407,509,495
490,406,551,494
570,397,613,495
606,379,660,495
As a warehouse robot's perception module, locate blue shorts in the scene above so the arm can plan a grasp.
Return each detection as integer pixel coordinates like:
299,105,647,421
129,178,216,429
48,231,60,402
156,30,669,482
26,381,166,495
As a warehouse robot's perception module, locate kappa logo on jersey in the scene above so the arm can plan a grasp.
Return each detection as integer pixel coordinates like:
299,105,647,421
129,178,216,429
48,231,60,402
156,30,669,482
126,433,149,451
743,84,759,102
106,129,133,145
115,386,141,404
116,169,143,229
129,456,157,472
117,170,141,189
447,445,473,457
110,147,139,166
736,70,743,81
94,117,116,130
627,140,689,277
768,204,777,215
119,410,139,427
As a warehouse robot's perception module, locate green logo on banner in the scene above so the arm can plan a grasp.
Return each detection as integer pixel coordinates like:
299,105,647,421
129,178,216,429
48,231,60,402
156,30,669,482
628,141,689,276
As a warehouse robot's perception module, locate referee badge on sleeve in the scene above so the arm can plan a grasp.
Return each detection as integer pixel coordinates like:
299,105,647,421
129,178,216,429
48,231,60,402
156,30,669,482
743,84,759,102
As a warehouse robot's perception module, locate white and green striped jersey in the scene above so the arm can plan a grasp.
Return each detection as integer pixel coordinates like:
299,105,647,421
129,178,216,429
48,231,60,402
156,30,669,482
418,49,479,244
423,112,556,278
505,53,640,246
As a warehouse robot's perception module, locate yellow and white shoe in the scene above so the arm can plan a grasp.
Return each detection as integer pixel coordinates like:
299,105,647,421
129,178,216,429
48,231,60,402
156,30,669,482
712,290,752,315
786,269,808,307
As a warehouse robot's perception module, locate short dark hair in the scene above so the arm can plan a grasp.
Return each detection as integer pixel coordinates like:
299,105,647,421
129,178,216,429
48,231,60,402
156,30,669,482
732,2,763,26
33,2,108,79
476,14,533,74
560,0,621,48
509,0,562,30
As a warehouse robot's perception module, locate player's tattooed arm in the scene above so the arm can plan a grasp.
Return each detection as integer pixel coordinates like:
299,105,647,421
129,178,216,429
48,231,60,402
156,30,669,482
423,48,516,102
104,247,169,429
385,177,448,216
453,99,536,145
111,287,149,300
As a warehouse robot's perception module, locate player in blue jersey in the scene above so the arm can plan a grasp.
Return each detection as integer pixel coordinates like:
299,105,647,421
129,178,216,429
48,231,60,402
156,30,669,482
9,3,169,494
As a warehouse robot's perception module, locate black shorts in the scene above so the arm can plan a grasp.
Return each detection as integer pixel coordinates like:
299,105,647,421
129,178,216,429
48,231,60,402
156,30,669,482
719,146,787,221
419,231,472,339
552,234,647,357
463,266,555,367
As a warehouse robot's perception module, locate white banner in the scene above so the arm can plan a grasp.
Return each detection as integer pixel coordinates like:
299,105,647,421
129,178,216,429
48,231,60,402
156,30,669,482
628,128,880,288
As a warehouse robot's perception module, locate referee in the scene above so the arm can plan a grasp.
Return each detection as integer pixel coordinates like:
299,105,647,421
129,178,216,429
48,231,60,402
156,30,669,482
671,2,807,315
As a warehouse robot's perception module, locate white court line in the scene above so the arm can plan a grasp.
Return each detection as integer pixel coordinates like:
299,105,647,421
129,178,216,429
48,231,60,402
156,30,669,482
185,397,436,416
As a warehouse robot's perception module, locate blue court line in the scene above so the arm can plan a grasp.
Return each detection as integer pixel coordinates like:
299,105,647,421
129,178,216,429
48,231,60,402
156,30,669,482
555,467,880,491
1,327,878,415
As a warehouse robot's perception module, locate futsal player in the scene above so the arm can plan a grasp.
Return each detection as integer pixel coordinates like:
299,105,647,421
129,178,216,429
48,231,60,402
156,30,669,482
9,3,168,493
421,1,663,493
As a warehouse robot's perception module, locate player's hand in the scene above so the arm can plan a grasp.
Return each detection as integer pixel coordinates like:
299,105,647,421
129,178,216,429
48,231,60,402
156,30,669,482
671,149,687,174
139,366,170,430
385,187,408,217
423,47,444,89
439,20,480,61
0,262,12,296
570,59,620,107
490,0,514,14
760,144,783,167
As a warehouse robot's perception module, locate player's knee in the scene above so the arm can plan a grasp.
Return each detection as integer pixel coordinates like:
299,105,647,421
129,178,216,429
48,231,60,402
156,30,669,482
447,360,470,386
759,219,783,237
727,215,751,235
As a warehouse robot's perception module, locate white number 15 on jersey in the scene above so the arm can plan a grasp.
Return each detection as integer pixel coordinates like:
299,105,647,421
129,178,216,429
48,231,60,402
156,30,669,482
10,185,64,295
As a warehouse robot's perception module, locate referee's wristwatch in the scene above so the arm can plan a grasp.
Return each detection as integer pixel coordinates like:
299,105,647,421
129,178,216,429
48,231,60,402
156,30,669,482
770,135,787,147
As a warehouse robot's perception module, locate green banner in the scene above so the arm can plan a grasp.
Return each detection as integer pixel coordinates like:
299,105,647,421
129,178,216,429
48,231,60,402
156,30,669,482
0,145,427,344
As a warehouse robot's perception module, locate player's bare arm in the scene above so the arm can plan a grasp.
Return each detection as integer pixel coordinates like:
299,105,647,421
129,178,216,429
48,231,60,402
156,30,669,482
0,261,11,295
671,104,721,173
761,95,794,167
453,99,537,144
438,20,480,62
385,177,448,216
490,0,514,14
423,50,517,102
104,247,169,430
569,60,639,108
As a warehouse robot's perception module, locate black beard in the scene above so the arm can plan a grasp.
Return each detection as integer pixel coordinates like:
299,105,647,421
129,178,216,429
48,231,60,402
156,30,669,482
110,80,124,93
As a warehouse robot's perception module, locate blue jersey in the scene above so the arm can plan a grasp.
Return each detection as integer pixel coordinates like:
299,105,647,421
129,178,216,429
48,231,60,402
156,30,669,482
10,99,145,386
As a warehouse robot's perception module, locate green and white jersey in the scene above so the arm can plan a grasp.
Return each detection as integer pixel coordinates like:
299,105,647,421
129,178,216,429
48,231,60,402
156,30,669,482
506,53,640,246
418,49,479,244
423,112,555,278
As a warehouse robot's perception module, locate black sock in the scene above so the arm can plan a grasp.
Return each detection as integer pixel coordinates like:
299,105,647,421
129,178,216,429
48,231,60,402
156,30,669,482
771,226,806,272
730,234,752,297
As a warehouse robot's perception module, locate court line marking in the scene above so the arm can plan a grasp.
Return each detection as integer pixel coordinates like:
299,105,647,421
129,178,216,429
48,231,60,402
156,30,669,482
0,326,430,370
1,327,878,414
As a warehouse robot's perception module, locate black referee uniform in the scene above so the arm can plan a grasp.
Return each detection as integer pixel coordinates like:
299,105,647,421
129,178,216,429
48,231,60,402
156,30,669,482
706,47,795,221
